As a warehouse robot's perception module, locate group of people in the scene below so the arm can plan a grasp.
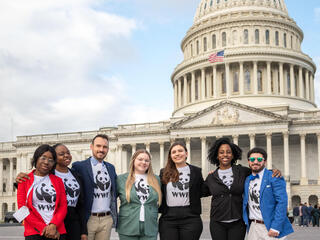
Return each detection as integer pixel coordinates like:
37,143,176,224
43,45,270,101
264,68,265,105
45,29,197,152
16,134,294,240
293,203,320,227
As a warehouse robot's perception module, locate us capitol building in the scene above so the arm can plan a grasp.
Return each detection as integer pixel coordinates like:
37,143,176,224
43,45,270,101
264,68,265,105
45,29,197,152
1,0,319,220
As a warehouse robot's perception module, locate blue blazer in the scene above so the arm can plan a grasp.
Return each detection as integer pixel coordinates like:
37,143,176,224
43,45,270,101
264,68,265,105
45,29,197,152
243,169,293,238
72,158,118,227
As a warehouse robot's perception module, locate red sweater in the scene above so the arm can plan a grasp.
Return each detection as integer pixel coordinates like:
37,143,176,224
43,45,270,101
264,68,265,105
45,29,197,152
17,170,67,237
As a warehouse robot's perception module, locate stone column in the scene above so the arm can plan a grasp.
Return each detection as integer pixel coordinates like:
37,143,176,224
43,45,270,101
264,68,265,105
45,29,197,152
232,135,239,145
191,71,196,103
283,132,289,180
201,137,207,176
178,78,182,107
186,138,191,164
0,159,3,193
9,158,13,192
213,65,218,98
118,144,123,173
122,147,128,173
253,61,258,94
201,68,206,100
310,74,314,102
299,67,303,98
300,133,308,185
159,142,165,168
131,144,136,155
249,134,255,149
305,71,310,100
206,72,211,98
266,132,273,169
225,63,231,97
239,61,244,95
267,61,272,94
317,133,320,185
290,64,295,96
174,81,178,109
145,142,150,153
279,62,284,95
183,75,188,105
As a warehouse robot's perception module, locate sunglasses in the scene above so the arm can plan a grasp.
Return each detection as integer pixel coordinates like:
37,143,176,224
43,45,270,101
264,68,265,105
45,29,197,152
248,157,264,162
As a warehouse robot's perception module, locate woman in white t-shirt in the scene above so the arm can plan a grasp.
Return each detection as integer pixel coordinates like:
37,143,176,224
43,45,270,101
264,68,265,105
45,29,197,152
116,149,162,240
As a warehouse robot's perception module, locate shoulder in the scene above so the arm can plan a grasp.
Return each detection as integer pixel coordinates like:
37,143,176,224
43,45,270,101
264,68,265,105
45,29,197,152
189,164,201,172
72,158,89,168
104,161,116,171
117,173,129,182
50,174,64,186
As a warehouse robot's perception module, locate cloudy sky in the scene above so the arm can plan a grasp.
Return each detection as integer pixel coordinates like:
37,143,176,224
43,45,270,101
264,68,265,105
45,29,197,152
0,0,319,142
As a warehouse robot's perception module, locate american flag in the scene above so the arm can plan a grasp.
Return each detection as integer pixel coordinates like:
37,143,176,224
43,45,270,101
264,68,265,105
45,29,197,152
208,50,224,63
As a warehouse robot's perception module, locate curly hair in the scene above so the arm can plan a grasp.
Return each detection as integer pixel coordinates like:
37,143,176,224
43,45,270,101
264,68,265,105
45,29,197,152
208,137,242,166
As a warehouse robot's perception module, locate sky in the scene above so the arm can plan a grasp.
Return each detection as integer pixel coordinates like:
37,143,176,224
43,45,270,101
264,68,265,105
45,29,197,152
0,0,319,142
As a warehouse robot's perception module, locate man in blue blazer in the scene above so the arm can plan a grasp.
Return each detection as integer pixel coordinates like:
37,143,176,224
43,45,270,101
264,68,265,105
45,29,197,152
243,147,293,239
72,134,117,240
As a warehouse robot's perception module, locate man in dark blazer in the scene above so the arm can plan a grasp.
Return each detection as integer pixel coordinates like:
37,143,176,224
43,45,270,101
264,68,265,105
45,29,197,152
72,134,117,240
243,147,293,239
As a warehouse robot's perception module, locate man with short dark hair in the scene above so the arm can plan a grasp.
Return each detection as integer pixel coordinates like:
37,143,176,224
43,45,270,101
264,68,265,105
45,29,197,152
243,147,293,239
72,134,117,240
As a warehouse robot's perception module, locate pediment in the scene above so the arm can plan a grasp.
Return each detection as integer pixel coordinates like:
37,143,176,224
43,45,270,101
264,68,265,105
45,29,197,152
171,100,287,129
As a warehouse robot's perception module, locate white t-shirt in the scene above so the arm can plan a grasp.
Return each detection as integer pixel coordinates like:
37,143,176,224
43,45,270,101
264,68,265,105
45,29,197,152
134,174,150,221
218,167,234,189
32,175,55,224
91,161,111,213
248,168,265,221
166,165,190,207
55,169,80,207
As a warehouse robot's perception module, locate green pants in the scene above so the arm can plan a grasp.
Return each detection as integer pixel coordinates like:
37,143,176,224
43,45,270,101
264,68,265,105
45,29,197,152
118,221,157,240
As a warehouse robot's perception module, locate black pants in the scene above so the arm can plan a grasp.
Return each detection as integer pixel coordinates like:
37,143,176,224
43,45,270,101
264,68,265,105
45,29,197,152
210,219,246,240
64,206,82,240
159,206,203,240
25,234,67,240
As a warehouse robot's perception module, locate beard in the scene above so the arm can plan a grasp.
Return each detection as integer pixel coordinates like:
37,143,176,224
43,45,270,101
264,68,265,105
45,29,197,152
251,164,265,173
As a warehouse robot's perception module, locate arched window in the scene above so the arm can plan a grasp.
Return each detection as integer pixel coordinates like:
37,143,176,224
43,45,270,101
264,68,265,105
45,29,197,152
221,72,226,94
245,69,251,91
203,37,207,52
291,36,293,49
284,33,287,48
265,30,270,44
196,40,199,55
210,0,213,6
257,70,263,91
255,29,260,44
275,31,279,46
190,43,193,56
212,34,216,49
232,30,237,45
233,72,239,92
244,29,248,44
222,32,226,47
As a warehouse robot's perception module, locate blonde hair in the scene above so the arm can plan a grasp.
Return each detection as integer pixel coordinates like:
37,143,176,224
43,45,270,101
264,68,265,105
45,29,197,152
125,149,162,205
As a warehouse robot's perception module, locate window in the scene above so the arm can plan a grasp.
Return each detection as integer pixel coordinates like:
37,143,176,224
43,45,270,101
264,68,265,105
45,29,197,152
291,36,293,49
245,69,251,91
221,72,226,94
3,183,6,192
217,0,220,3
275,31,279,46
257,70,263,91
287,71,291,94
210,0,213,6
255,29,260,44
222,32,226,47
212,34,216,49
232,30,237,45
203,37,207,52
204,3,207,10
191,44,193,56
233,72,239,92
196,40,199,55
284,33,287,48
266,30,270,44
244,29,248,44
271,70,274,93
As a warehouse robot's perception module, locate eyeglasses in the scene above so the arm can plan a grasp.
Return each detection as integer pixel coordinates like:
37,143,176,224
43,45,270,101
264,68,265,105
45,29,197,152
39,156,55,164
248,157,264,162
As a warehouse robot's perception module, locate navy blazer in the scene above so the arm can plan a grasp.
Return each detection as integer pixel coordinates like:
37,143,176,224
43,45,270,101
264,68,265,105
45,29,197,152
243,169,293,238
72,157,118,227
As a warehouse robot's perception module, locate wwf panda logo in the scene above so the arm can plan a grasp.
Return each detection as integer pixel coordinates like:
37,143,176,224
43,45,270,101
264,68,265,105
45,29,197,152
221,175,233,186
249,183,260,210
35,183,56,203
172,171,190,191
95,170,110,191
63,178,80,198
135,178,149,201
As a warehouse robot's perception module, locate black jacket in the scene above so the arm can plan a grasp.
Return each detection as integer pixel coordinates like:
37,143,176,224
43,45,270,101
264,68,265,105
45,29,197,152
204,164,251,222
159,164,207,216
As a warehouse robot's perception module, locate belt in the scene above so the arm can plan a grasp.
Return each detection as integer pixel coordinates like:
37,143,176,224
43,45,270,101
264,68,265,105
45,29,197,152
251,219,264,224
92,211,111,217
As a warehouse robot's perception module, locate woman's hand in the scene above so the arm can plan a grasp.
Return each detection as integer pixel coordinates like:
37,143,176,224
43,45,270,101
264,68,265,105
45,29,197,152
81,234,88,240
15,172,29,183
42,223,57,239
271,169,282,177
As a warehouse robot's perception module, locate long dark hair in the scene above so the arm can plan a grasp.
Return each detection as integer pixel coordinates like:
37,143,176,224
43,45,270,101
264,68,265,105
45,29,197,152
162,142,187,184
208,137,242,166
31,144,57,173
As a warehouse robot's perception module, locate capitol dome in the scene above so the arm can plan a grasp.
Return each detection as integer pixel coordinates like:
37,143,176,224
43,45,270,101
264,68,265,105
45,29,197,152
171,0,317,117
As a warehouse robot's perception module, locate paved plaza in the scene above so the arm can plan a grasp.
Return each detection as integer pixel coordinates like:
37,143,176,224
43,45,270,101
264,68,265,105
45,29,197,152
0,223,319,240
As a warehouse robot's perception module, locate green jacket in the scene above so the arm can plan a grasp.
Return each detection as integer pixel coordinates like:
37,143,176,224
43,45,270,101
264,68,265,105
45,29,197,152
116,173,160,236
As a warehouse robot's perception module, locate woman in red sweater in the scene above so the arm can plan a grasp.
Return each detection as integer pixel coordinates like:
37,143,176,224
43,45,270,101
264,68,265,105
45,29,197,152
17,144,67,240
